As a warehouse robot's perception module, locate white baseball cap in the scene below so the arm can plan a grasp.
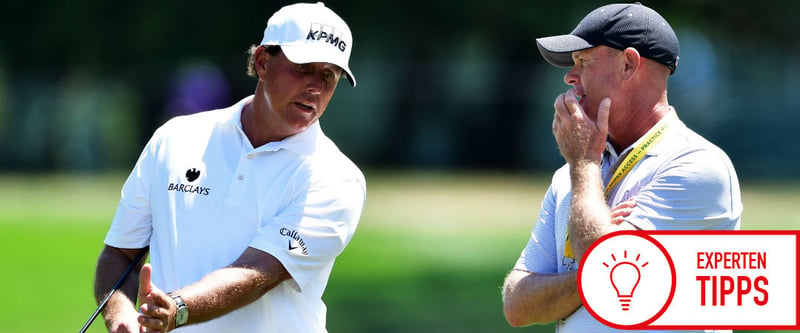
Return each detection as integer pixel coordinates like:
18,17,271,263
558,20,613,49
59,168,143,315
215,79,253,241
260,2,356,87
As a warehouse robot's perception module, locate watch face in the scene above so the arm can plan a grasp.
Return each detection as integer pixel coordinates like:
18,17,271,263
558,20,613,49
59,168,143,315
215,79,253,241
176,308,188,325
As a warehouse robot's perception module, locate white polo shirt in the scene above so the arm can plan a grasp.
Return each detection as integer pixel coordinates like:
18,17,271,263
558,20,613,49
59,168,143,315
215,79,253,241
513,110,741,333
104,96,366,333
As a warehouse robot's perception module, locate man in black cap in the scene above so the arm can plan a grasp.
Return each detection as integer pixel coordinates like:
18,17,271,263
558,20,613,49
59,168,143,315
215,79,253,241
502,3,741,332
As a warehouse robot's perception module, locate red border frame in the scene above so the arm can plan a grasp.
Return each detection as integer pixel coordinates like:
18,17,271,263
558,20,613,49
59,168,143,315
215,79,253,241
579,230,800,330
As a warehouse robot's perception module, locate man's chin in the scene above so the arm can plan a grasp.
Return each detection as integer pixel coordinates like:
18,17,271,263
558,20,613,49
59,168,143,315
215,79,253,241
285,119,317,135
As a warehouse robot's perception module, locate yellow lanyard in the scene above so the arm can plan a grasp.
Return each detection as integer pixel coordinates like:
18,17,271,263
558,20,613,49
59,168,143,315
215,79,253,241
603,117,671,196
563,115,673,262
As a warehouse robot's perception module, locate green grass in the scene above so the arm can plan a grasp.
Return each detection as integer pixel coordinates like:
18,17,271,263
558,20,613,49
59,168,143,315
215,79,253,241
0,172,797,333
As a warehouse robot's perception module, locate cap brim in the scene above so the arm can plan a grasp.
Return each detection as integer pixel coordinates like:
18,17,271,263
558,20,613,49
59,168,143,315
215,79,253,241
281,45,357,87
535,34,595,68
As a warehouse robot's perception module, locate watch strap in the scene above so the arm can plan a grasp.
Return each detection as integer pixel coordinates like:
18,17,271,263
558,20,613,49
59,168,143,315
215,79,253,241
168,292,188,328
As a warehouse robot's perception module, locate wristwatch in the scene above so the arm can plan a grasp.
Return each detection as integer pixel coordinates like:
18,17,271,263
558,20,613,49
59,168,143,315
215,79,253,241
168,293,189,328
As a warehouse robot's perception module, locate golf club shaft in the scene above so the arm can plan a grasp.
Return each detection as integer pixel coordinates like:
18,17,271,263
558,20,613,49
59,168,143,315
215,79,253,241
79,248,148,333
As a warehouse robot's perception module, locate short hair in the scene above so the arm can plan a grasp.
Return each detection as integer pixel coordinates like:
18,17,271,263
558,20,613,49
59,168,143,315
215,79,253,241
246,45,281,78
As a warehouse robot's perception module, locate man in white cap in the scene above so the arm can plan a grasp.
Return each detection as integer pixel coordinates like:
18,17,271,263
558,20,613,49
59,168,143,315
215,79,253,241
93,3,364,332
502,3,740,332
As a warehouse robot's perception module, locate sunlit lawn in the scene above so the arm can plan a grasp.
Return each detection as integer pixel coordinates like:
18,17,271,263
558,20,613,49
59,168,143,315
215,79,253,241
0,172,797,333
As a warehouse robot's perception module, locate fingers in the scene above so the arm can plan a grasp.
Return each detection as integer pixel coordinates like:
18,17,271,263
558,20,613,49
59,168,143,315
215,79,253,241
139,313,167,333
137,263,171,332
139,300,168,318
610,198,636,225
138,263,153,301
139,300,170,333
553,92,564,122
552,92,577,135
554,89,584,119
563,89,583,119
138,290,173,332
597,97,611,138
552,89,611,165
614,198,636,210
610,210,630,225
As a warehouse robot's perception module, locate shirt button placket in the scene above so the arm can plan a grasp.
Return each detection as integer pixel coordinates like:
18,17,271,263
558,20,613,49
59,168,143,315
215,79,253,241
238,153,252,181
225,152,252,206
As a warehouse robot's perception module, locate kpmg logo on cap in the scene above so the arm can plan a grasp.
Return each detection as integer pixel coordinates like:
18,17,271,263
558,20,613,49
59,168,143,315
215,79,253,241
306,23,347,52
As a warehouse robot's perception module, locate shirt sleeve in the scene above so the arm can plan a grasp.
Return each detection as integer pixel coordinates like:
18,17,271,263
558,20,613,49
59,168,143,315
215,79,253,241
249,174,366,292
514,183,560,274
626,150,742,231
103,128,163,249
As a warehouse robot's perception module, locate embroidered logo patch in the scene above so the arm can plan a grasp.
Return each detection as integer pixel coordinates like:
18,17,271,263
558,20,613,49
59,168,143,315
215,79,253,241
185,168,201,182
167,167,211,196
280,228,309,256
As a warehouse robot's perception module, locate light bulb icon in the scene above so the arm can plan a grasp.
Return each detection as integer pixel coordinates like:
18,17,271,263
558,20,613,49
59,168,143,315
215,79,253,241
605,251,648,311
580,233,676,327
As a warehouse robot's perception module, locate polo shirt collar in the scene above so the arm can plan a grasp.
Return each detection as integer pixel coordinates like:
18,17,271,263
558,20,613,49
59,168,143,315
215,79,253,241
605,108,681,161
222,96,321,155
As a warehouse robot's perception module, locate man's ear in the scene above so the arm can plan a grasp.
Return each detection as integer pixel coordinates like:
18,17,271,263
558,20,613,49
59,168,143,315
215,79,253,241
254,46,271,81
622,47,641,80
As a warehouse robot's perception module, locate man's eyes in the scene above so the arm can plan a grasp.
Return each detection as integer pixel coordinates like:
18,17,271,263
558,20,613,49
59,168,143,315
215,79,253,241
296,65,339,82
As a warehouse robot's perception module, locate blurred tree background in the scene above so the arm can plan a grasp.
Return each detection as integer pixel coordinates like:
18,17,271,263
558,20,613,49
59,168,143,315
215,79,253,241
0,0,798,176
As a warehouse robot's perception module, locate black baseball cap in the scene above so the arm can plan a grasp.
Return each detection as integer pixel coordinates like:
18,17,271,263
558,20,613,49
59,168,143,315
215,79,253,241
536,3,679,74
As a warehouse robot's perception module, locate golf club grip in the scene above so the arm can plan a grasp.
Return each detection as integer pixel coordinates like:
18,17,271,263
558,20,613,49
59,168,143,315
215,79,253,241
79,248,148,333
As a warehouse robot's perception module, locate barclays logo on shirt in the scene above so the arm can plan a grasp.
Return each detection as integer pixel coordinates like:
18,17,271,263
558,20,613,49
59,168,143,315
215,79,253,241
186,168,201,182
167,168,212,196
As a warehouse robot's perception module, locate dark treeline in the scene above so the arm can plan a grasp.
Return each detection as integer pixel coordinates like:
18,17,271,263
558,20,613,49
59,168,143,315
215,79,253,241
1,0,798,178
